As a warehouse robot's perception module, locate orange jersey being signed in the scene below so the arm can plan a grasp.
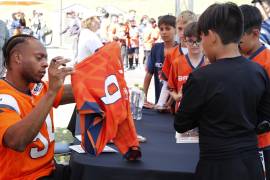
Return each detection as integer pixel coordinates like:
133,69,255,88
161,45,183,80
0,80,63,180
168,54,205,108
249,45,270,149
71,42,139,156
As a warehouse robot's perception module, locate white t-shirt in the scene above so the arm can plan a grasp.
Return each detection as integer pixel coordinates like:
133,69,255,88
76,28,103,63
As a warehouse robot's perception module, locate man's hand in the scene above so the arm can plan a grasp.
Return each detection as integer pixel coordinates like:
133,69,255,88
48,56,73,93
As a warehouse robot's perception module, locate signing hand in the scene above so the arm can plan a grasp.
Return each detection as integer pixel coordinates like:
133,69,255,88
48,56,73,93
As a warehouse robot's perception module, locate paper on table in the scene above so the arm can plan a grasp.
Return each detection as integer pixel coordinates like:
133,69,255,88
72,135,118,153
69,144,118,153
176,138,199,143
75,135,82,142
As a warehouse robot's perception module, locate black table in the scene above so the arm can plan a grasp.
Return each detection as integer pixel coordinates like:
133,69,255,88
69,109,199,180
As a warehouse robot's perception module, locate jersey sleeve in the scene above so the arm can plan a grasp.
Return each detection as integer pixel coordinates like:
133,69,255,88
168,60,178,92
0,94,21,147
161,54,171,80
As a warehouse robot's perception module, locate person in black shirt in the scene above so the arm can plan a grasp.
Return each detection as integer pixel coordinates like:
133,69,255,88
174,2,269,180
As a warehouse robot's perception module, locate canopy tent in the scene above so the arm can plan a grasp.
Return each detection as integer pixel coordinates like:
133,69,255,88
62,3,92,15
0,0,44,6
100,5,126,16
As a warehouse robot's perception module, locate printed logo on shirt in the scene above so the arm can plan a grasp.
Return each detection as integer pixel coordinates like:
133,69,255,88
178,76,188,81
155,63,163,68
31,83,44,96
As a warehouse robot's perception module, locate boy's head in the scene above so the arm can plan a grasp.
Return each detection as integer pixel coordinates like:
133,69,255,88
239,5,263,55
184,22,202,55
177,10,196,43
158,15,176,43
197,2,243,62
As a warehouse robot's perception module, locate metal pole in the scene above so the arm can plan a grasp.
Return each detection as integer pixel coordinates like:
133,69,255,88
59,0,62,47
175,0,180,16
188,0,193,11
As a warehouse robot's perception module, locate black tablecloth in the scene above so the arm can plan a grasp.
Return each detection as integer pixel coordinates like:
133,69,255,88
69,109,199,180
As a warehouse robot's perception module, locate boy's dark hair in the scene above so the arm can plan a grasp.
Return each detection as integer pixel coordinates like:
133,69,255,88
239,5,263,33
197,2,243,45
158,15,176,28
184,22,200,39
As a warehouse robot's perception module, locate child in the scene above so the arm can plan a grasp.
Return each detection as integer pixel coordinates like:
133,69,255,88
143,15,177,108
168,22,206,141
155,11,196,111
239,4,270,178
175,2,268,180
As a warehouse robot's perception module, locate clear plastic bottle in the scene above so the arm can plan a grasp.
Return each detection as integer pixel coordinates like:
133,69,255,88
129,86,144,120
135,89,145,120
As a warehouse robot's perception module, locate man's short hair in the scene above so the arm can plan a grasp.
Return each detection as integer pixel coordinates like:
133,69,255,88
197,2,243,45
184,22,200,40
158,15,176,28
239,5,263,33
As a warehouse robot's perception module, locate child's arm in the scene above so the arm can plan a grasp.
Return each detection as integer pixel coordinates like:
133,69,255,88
169,91,182,102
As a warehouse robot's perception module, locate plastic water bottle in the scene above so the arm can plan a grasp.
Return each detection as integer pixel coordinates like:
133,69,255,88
135,90,144,120
130,87,144,120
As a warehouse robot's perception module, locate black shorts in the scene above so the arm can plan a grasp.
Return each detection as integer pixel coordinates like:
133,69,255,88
127,47,139,55
195,151,264,180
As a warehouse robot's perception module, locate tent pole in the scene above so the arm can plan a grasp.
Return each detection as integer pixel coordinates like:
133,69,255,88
59,0,62,47
175,0,180,16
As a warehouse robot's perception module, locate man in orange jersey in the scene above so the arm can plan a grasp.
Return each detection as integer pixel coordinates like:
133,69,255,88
239,5,270,179
71,42,141,160
0,34,74,180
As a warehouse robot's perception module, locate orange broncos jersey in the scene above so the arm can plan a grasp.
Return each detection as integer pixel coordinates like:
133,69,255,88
168,54,205,108
161,45,183,80
249,45,270,149
71,42,139,156
0,80,63,180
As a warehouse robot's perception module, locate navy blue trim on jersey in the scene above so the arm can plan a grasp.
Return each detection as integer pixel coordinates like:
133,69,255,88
185,54,205,70
0,104,17,112
249,45,266,60
179,44,184,55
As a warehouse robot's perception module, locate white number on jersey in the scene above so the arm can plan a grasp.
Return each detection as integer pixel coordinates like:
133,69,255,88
30,115,54,158
101,75,122,104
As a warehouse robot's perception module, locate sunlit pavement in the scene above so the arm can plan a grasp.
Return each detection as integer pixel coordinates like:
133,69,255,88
46,47,155,128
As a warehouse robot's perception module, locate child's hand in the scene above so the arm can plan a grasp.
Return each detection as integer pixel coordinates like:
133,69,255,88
169,91,182,102
143,100,155,109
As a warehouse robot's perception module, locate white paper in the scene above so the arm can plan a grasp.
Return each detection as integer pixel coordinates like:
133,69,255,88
70,136,118,153
176,138,199,143
75,135,82,142
69,145,85,153
175,132,199,143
